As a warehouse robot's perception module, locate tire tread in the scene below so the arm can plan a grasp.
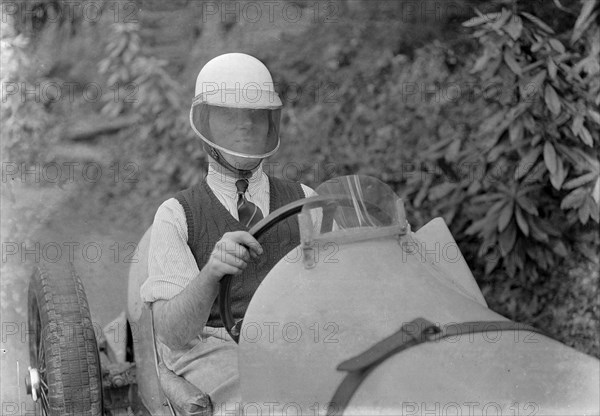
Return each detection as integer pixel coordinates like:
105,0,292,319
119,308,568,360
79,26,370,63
28,263,103,416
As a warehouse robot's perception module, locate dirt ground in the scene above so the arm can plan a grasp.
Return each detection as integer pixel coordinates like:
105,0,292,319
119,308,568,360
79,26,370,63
1,143,149,414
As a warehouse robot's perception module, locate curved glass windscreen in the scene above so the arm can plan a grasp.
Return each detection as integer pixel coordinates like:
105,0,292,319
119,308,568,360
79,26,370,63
302,175,401,236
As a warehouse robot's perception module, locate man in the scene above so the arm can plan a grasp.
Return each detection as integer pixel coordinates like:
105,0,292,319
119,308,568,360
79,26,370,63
140,53,315,414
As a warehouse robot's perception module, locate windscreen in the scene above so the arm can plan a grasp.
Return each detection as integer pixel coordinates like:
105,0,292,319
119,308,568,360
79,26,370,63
302,175,400,236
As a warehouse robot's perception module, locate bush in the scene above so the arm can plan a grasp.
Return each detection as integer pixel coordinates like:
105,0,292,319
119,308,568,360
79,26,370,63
397,2,599,355
98,22,207,199
0,19,57,166
405,3,599,282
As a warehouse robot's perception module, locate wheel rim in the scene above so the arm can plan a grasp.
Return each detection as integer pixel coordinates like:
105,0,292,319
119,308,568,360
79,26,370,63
29,296,50,414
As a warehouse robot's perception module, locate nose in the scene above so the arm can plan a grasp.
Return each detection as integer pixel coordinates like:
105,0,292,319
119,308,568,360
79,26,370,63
237,113,254,130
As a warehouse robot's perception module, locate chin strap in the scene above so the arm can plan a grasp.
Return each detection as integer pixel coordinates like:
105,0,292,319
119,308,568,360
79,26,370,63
205,145,260,179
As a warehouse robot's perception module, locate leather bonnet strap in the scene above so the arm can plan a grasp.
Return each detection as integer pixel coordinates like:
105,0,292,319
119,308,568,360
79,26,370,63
326,317,547,416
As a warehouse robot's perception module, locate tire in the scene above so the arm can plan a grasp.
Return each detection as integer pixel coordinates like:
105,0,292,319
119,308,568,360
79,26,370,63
27,263,103,415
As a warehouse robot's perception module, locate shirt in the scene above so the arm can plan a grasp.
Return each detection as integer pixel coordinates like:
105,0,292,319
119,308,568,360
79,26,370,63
140,163,316,303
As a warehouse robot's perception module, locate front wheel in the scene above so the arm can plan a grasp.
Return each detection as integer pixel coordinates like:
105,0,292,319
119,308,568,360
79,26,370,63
26,264,103,415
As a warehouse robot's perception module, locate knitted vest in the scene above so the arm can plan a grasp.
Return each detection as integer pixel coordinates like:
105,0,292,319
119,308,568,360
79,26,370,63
175,176,304,327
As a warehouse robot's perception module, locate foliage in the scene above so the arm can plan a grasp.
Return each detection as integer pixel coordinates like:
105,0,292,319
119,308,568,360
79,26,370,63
266,20,470,188
98,22,207,197
403,3,600,283
9,0,80,36
0,18,57,165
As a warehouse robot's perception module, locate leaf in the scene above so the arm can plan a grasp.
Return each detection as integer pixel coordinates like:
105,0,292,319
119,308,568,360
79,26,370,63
444,206,458,225
517,195,539,216
571,0,596,43
578,241,599,262
470,29,487,38
588,109,600,126
428,182,455,201
524,165,545,186
547,58,557,81
479,111,505,134
531,41,544,53
521,12,555,34
571,114,584,135
465,217,489,235
560,188,587,209
471,48,492,74
515,206,529,236
463,13,500,27
588,197,599,223
425,136,454,153
594,177,600,204
504,49,522,76
543,142,558,175
550,155,567,190
520,70,546,101
499,222,517,256
544,85,561,115
552,240,568,257
529,218,549,243
471,193,504,204
109,36,129,58
578,198,591,224
485,8,509,28
563,172,598,190
445,139,461,162
515,146,542,179
548,38,566,54
504,16,523,40
508,120,524,143
497,201,514,232
467,180,482,195
538,218,561,239
489,199,508,217
554,111,571,127
414,174,432,207
578,125,594,147
556,144,600,172
485,253,501,275
487,142,506,162
506,102,531,123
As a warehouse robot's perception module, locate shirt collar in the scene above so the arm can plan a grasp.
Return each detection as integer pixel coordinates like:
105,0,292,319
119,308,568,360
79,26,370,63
206,161,267,199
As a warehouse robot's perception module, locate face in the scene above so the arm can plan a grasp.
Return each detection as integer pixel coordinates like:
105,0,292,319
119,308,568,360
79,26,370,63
209,106,269,170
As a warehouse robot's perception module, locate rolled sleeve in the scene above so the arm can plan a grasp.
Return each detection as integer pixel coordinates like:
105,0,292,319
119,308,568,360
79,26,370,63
140,198,200,303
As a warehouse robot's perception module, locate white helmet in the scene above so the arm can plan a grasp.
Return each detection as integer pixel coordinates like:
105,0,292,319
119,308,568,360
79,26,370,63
190,53,282,164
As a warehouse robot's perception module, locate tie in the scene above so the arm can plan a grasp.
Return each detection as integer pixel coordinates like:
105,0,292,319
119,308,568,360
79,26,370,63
236,179,264,228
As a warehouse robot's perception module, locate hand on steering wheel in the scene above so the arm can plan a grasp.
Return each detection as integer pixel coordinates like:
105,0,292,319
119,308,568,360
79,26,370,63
219,195,345,343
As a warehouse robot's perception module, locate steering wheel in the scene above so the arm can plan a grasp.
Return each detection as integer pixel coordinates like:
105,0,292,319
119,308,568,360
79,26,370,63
219,194,349,343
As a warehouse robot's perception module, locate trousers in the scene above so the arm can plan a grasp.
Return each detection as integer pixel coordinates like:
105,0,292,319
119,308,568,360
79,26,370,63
157,326,241,416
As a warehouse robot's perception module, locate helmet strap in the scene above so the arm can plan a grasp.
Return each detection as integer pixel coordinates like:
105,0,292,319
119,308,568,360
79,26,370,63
205,144,259,179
